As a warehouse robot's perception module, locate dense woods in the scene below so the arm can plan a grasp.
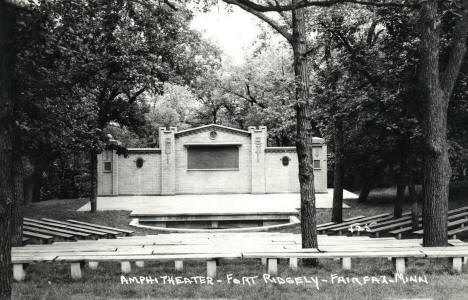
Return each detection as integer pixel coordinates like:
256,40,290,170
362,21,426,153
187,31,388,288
9,1,467,206
1,0,467,298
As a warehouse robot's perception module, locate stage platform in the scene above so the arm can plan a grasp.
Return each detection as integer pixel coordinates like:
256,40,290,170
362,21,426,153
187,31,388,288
78,189,358,214
77,190,358,229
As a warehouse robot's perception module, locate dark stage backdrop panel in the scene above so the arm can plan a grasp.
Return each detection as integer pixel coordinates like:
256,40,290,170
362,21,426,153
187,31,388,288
187,145,239,170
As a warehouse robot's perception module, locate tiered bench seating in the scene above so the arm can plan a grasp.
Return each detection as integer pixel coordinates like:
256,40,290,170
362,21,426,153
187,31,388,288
372,210,468,238
325,213,401,235
317,216,369,233
66,219,134,236
11,233,468,281
21,218,134,244
411,216,468,239
317,206,468,239
316,216,365,232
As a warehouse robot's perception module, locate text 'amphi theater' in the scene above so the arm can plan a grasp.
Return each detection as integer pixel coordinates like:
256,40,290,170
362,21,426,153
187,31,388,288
97,124,327,196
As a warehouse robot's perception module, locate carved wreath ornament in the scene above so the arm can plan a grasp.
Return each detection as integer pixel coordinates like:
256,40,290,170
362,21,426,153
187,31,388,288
135,157,144,168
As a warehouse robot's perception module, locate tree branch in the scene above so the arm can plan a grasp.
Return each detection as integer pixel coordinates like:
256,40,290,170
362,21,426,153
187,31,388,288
223,0,419,12
441,0,468,98
321,22,381,86
223,0,293,42
222,85,267,108
272,0,293,28
127,87,147,103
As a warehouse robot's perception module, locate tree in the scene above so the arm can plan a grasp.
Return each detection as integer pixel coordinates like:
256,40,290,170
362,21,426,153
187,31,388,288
0,0,18,297
418,0,468,246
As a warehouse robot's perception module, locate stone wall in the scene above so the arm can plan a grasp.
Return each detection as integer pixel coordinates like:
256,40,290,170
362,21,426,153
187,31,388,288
97,124,327,195
117,151,161,195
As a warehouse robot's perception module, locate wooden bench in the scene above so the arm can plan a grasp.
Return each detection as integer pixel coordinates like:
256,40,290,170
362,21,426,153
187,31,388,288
317,216,370,231
448,226,468,239
419,246,468,273
317,216,375,233
20,218,135,245
40,218,121,236
22,231,53,244
66,219,134,236
412,218,468,236
23,225,75,241
243,249,424,275
12,233,468,282
24,221,91,239
328,213,400,235
30,218,112,236
389,225,422,239
368,209,468,233
12,252,241,281
370,211,468,238
447,206,468,214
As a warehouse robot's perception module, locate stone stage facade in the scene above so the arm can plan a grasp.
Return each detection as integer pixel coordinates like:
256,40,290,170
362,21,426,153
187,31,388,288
97,124,327,195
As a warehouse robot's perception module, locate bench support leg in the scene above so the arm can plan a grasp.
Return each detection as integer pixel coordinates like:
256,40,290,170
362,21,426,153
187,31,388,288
394,258,405,274
463,257,468,265
88,261,99,270
451,257,462,273
13,264,26,282
342,257,352,270
135,261,145,268
121,261,131,273
207,260,217,278
289,258,298,271
175,260,183,271
261,258,267,265
267,258,278,276
70,263,82,280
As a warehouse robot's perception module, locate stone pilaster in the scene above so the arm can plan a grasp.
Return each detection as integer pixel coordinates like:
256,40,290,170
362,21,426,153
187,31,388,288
159,127,176,195
249,126,267,194
97,152,103,195
112,150,119,195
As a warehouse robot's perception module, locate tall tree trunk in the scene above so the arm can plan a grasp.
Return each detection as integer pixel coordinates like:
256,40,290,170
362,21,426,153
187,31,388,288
11,155,23,246
358,174,373,202
23,176,33,205
90,151,98,212
394,153,407,218
0,0,17,297
23,163,42,204
292,6,318,255
419,0,450,247
332,118,344,223
408,166,419,230
394,179,405,218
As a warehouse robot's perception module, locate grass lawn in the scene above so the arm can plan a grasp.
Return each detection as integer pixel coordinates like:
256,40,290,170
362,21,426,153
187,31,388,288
12,183,468,299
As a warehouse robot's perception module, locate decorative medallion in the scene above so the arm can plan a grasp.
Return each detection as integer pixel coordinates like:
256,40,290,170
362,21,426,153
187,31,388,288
136,158,144,168
281,156,290,166
209,130,218,139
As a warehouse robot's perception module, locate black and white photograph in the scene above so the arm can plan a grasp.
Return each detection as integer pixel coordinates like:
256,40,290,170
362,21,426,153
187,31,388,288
1,0,468,299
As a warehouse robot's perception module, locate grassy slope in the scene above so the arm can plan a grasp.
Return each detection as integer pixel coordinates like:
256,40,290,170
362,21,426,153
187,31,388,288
13,184,468,299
